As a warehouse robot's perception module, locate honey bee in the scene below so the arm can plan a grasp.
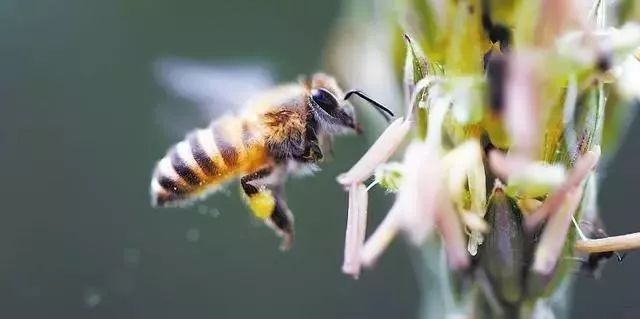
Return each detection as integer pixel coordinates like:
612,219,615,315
150,59,393,249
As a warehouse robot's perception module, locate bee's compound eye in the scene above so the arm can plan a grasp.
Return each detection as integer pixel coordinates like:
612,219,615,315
311,88,339,113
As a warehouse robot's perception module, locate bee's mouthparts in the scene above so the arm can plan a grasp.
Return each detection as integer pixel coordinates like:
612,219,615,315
343,90,395,123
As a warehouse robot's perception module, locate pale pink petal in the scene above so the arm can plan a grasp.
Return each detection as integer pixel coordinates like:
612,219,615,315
536,0,589,47
525,146,601,229
487,150,510,181
356,184,369,261
342,183,368,279
397,142,439,245
337,118,411,185
532,186,584,275
504,54,539,159
564,146,601,188
436,200,471,270
488,150,528,182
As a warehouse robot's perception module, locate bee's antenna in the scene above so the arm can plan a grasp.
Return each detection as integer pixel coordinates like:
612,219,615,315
344,90,395,122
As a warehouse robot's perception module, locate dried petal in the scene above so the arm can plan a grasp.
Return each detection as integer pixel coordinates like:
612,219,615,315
404,34,429,107
461,211,490,234
467,231,484,256
342,183,368,279
337,118,410,185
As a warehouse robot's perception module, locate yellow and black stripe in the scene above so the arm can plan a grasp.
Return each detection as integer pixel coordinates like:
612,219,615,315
150,117,268,207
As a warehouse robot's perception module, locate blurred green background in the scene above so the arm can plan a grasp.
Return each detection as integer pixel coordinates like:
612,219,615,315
1,0,639,318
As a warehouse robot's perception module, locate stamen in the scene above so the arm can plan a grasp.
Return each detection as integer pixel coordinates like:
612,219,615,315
575,232,640,253
361,204,401,267
337,118,410,185
342,183,368,279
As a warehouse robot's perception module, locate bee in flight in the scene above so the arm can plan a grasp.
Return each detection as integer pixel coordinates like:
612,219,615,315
150,58,393,249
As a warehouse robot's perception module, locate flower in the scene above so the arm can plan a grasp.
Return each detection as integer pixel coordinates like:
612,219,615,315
331,0,640,317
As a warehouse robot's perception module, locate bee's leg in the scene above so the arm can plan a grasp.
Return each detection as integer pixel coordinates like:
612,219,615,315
264,188,295,250
302,141,323,162
294,126,323,163
240,166,294,250
307,124,324,161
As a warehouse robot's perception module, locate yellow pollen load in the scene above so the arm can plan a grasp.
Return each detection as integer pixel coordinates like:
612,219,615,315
246,189,276,219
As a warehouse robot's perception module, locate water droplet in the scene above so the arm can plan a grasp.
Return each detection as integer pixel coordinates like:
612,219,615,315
83,287,102,308
186,227,200,242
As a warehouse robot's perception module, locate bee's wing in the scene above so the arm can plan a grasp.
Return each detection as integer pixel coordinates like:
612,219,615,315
153,57,277,138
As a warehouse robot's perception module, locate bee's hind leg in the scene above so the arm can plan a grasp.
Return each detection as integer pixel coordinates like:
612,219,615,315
264,192,294,250
240,166,294,250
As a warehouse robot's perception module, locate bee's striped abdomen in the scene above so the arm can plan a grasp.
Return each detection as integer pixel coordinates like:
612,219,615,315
151,117,268,207
212,121,240,167
188,132,217,176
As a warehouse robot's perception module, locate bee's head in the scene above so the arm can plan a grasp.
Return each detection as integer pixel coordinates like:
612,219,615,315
305,73,360,135
305,73,393,135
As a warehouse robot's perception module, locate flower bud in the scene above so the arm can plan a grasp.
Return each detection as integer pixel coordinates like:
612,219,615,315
478,186,527,304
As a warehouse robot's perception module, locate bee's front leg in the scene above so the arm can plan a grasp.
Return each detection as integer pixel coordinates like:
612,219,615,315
301,141,323,162
296,128,323,163
240,166,294,250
